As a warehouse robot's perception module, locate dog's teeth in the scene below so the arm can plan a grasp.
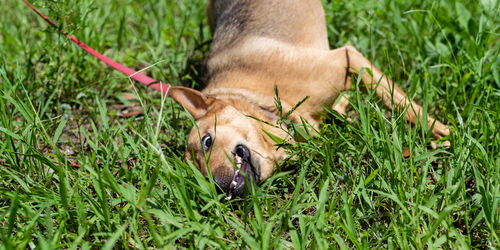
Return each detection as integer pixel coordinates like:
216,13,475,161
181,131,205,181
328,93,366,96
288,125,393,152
236,157,242,164
231,180,238,186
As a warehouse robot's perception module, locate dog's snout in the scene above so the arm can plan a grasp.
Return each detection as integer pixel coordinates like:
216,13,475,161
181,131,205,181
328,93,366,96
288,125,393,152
235,144,250,159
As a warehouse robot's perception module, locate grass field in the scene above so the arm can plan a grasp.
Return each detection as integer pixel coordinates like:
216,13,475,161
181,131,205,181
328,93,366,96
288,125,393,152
1,0,499,248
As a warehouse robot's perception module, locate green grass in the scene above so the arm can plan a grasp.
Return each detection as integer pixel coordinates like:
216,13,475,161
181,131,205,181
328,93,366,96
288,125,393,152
0,0,499,248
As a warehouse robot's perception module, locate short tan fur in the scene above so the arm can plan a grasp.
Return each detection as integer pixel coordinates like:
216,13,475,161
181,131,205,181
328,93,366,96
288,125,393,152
168,0,449,198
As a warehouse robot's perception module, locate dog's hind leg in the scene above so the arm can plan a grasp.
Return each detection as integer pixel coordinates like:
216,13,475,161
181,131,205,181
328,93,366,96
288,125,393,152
338,45,449,139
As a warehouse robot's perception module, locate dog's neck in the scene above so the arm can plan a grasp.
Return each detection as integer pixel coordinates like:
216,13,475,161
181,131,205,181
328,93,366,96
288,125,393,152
203,87,298,124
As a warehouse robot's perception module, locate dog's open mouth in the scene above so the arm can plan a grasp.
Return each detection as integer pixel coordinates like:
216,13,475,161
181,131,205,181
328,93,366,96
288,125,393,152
226,155,247,200
226,145,256,200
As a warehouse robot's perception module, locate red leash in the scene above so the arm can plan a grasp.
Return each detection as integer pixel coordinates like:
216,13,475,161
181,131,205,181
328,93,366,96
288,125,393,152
23,0,170,94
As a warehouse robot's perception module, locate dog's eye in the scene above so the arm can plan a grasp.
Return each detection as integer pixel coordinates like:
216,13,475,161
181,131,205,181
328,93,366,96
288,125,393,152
202,134,212,150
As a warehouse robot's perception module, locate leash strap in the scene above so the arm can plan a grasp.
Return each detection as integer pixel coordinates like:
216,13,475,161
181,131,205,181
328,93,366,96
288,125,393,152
23,0,170,94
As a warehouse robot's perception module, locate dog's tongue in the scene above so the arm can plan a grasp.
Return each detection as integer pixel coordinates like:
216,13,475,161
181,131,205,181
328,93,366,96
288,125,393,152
226,160,247,200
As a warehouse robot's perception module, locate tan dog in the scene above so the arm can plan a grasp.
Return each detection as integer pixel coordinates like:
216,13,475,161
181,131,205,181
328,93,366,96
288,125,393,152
167,0,449,199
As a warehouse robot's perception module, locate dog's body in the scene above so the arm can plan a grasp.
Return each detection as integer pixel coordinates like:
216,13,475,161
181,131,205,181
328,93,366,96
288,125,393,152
169,0,449,198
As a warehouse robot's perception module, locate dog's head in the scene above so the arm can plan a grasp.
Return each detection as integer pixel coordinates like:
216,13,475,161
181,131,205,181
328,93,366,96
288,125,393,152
169,86,288,199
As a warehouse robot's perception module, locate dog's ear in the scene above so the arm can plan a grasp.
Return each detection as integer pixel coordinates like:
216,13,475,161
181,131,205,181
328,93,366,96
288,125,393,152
168,86,215,119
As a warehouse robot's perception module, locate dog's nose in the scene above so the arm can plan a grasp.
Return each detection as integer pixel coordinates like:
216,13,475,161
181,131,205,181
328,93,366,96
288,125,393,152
235,144,250,159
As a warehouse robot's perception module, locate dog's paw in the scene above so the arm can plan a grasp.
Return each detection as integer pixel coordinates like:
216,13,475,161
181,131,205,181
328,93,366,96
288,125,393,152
332,95,350,115
430,140,451,150
430,120,450,139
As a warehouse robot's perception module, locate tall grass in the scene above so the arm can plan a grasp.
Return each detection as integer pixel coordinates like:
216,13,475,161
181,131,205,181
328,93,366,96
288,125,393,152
0,0,499,248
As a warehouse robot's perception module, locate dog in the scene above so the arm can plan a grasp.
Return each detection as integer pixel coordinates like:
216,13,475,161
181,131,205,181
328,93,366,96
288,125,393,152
167,0,450,199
